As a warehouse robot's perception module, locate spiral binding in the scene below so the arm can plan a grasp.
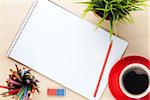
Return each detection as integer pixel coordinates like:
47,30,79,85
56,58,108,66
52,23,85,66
7,0,39,56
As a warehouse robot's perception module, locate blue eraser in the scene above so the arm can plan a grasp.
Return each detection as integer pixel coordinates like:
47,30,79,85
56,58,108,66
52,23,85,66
56,89,66,96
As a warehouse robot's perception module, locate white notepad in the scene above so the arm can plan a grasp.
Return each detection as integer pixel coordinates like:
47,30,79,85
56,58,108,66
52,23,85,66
7,0,128,99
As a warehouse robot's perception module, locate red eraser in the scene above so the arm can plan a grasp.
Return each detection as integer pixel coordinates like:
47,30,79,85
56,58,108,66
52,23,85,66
47,89,56,96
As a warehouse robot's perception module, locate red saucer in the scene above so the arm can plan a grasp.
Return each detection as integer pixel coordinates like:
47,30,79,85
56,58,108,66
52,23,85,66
108,56,150,100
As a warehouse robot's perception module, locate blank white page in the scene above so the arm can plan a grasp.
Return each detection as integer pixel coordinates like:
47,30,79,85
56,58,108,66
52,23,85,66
7,0,128,99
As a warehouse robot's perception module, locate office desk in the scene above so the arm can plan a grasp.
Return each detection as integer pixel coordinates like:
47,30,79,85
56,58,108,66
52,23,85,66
0,0,149,100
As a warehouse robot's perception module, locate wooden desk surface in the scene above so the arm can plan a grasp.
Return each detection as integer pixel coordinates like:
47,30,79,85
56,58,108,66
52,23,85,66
0,0,149,100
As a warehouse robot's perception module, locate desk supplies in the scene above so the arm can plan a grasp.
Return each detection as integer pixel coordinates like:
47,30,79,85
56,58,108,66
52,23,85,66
0,65,40,100
47,89,66,96
93,40,113,97
7,0,128,99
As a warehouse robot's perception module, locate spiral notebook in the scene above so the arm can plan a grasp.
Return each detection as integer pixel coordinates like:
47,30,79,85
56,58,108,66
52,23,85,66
7,0,128,99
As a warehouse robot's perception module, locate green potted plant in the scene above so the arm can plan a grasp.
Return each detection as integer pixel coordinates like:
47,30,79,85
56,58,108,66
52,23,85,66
80,0,149,38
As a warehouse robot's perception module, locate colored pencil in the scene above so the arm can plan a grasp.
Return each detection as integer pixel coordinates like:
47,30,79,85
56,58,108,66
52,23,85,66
13,72,23,82
0,85,10,89
93,40,113,97
0,65,40,100
15,64,20,74
2,88,20,97
22,86,27,100
7,79,21,86
17,87,25,99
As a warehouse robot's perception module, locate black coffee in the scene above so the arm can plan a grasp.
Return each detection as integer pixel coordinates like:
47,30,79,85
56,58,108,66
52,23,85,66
123,70,149,95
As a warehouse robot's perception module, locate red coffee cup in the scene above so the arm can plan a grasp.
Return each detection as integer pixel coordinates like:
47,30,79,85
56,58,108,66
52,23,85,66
108,56,150,100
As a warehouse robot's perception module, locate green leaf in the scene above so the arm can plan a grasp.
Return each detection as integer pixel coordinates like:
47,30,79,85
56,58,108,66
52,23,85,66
109,18,113,40
81,4,94,18
79,2,95,5
95,4,109,29
96,12,109,30
80,0,149,39
95,8,109,11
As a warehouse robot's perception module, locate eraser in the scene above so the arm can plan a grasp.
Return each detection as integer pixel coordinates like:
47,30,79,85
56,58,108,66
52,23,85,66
47,89,56,96
47,89,66,96
56,89,65,96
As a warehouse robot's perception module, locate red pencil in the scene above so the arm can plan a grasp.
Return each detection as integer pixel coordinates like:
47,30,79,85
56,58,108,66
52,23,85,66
0,85,10,89
93,40,113,97
2,88,20,97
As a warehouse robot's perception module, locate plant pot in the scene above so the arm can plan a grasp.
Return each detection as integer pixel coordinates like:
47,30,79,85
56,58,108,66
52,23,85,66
95,10,110,20
91,0,111,20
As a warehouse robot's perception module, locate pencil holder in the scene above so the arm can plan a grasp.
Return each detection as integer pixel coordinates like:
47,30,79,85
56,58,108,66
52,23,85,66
0,64,40,100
